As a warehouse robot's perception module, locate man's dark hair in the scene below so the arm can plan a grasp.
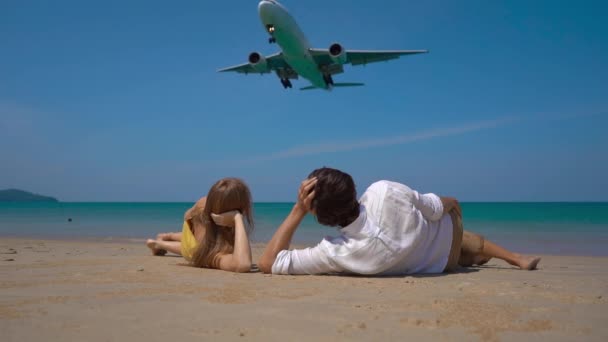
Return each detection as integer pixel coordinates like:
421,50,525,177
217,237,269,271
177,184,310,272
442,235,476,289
308,167,359,227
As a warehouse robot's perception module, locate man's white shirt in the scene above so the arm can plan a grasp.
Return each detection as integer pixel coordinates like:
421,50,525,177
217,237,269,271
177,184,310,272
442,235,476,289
272,180,453,275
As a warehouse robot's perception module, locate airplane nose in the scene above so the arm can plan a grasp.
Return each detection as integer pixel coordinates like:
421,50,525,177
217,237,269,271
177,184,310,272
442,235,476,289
258,1,273,20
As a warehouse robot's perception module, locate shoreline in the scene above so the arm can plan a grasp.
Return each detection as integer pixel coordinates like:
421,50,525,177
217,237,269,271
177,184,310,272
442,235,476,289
1,234,606,258
2,237,608,341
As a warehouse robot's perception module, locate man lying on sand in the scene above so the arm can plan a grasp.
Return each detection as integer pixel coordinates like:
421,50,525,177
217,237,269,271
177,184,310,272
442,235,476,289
259,167,540,275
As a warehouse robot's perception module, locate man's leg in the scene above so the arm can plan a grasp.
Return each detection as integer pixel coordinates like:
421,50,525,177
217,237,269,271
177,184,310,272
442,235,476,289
444,211,463,272
479,237,540,270
458,231,490,267
460,231,541,270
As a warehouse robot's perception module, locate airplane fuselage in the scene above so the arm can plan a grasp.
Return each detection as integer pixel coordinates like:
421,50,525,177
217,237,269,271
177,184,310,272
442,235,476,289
258,1,328,89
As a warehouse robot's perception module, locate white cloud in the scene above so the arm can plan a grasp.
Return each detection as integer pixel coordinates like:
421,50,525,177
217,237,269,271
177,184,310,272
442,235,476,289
245,117,518,163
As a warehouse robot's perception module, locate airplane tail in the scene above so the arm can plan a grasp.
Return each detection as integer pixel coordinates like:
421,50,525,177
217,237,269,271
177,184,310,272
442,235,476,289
300,82,365,91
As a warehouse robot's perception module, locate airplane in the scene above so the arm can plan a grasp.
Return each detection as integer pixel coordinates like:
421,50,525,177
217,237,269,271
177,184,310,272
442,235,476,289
218,0,428,90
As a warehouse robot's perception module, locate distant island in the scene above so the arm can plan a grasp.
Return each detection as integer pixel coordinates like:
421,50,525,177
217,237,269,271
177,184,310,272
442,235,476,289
0,189,59,202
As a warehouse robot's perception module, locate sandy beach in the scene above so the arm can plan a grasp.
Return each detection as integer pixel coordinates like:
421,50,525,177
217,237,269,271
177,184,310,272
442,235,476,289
1,237,607,341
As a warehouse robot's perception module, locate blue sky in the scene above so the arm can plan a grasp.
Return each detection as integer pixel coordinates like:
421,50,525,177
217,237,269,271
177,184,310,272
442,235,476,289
1,0,607,202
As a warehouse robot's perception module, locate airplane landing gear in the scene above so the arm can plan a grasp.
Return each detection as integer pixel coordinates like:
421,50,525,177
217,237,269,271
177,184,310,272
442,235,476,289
280,78,292,89
323,74,334,86
266,25,276,44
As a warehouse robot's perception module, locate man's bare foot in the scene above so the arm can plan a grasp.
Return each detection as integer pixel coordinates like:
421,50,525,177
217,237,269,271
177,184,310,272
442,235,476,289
515,254,541,270
146,239,167,256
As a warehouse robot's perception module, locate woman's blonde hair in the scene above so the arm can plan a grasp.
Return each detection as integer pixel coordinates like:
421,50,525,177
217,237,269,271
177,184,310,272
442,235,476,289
190,178,253,268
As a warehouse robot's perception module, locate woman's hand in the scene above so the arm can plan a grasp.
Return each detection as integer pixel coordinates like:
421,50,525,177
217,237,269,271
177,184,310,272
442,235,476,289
211,210,242,227
440,197,462,217
294,177,317,214
213,210,251,273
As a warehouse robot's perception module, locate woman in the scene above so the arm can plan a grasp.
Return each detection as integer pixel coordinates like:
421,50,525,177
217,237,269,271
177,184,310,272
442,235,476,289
146,178,254,273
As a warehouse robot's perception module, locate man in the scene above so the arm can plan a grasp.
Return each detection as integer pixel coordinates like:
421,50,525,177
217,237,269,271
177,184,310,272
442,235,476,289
258,167,540,275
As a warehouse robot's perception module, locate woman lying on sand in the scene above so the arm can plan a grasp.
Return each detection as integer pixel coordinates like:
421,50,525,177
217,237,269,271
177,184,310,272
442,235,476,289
146,178,254,273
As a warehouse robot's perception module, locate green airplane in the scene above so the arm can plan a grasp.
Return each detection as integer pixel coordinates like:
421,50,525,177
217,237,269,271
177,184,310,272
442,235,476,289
219,0,428,90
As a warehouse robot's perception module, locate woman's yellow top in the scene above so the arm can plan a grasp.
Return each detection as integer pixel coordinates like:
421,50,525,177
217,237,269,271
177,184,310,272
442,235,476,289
180,220,198,261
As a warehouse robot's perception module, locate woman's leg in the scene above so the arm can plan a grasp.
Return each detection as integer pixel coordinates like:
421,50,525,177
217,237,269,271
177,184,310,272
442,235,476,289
146,239,182,256
146,238,166,256
156,232,182,242
146,231,179,255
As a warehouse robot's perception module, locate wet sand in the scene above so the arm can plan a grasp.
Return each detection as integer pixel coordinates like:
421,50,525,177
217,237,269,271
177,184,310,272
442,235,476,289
1,237,607,341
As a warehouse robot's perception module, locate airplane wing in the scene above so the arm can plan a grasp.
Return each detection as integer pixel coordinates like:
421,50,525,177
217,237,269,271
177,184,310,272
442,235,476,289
217,52,291,75
309,49,428,68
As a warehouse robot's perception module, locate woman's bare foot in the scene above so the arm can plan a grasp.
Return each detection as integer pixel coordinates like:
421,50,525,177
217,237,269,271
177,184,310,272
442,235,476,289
146,239,167,256
514,254,541,270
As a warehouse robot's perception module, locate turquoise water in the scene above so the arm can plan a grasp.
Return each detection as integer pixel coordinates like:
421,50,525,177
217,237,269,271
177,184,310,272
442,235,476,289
1,202,607,256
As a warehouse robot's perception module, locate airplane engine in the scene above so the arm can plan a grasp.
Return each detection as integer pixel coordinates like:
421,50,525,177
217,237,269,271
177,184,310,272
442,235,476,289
329,43,347,64
248,52,268,73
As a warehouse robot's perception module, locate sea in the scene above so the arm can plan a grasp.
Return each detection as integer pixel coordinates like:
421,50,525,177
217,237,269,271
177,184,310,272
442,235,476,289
1,202,608,256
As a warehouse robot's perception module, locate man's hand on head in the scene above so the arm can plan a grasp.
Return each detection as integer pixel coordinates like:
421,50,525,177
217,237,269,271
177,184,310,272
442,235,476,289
259,177,318,274
294,177,317,215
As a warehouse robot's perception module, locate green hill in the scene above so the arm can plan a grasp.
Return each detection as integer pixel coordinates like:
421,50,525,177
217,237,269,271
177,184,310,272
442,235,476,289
0,189,59,202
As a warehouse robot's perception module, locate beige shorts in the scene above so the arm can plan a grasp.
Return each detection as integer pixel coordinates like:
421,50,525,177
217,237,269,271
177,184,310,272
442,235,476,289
444,211,485,272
